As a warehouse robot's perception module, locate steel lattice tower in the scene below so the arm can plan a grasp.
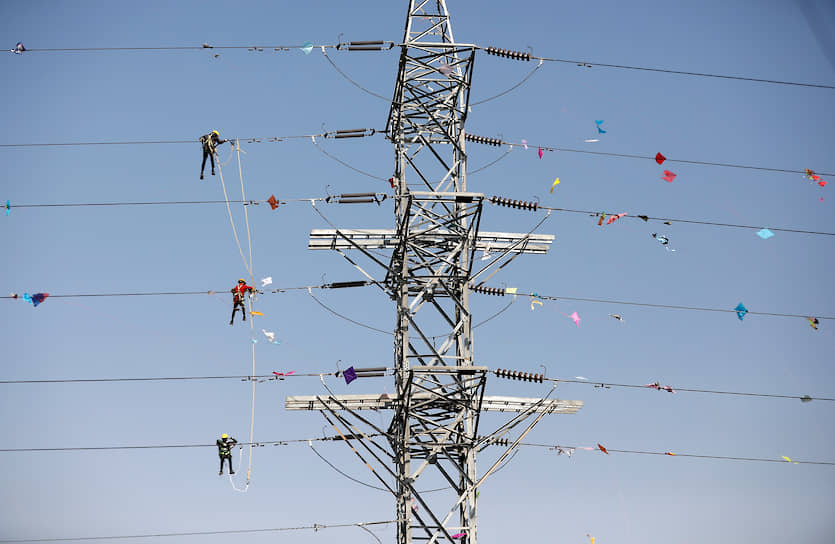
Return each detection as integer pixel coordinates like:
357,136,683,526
288,3,582,543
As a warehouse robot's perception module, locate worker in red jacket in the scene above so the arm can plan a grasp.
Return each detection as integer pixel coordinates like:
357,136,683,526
230,279,254,325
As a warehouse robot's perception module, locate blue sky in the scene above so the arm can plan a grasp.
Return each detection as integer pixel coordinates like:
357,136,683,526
1,1,833,542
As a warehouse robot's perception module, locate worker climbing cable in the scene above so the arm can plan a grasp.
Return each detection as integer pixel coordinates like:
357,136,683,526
199,130,230,180
230,278,254,325
216,433,237,475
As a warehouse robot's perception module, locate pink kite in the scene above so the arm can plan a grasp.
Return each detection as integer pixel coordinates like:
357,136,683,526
661,170,677,183
451,533,466,539
569,311,581,327
655,152,666,165
660,385,675,393
521,139,528,150
272,371,296,379
606,213,627,225
538,147,543,159
645,382,661,390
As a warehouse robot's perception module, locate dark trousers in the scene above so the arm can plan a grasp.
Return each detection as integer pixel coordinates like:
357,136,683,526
201,148,215,176
230,299,246,324
219,454,233,474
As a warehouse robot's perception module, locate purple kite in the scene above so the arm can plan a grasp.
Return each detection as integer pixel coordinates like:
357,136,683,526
343,366,357,384
31,293,49,307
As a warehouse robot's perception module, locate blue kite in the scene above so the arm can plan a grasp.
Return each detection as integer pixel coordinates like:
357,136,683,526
595,120,606,134
734,302,748,321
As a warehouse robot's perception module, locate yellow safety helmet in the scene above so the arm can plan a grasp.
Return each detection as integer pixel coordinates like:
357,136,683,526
238,278,246,284
221,433,228,439
211,130,220,137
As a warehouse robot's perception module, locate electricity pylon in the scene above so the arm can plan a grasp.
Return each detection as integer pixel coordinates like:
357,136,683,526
287,2,582,543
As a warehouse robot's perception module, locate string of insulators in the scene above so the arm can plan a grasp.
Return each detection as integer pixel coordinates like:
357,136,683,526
484,46,531,61
465,133,503,147
325,128,376,139
477,436,510,447
336,367,388,378
336,40,395,51
470,284,505,296
489,196,538,211
325,192,387,205
324,280,370,289
495,368,545,383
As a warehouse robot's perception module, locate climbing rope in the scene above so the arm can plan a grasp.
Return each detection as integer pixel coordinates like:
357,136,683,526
237,140,257,491
215,153,252,277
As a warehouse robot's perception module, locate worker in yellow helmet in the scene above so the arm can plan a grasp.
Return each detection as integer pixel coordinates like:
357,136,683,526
217,433,237,475
199,130,230,180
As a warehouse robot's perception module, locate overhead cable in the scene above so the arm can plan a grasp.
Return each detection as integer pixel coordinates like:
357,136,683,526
464,132,835,177
0,519,399,543
471,287,833,320
478,45,835,90
491,372,834,402
488,197,835,237
521,442,835,466
2,370,828,403
0,434,388,453
0,127,379,148
9,43,339,54
4,438,832,467
6,193,388,210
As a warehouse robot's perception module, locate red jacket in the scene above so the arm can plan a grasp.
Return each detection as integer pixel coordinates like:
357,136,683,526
231,283,254,301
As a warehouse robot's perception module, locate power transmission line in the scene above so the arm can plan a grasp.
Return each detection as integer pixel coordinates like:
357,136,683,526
6,194,388,209
465,134,835,177
3,437,832,467
0,519,398,543
0,372,361,385
472,289,833,321
8,196,834,238
0,129,376,148
478,46,835,90
0,435,383,453
1,370,829,402
519,442,835,465
490,374,833,402
528,205,835,237
5,286,829,320
11,43,339,54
